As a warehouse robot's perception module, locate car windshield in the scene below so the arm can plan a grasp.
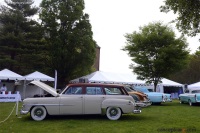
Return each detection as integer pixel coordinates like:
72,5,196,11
192,90,200,93
124,86,134,92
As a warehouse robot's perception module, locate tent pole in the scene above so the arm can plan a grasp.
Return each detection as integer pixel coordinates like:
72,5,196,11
54,70,57,90
23,80,26,99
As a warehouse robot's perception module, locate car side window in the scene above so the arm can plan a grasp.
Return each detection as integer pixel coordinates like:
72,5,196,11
104,87,122,95
86,87,103,95
185,89,189,93
64,87,82,95
192,90,200,93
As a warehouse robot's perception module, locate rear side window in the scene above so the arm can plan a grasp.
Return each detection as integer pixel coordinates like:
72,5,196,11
104,87,122,95
64,86,82,95
86,87,103,95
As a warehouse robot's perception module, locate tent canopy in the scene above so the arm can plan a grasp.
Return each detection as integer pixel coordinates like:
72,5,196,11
188,82,200,88
0,68,24,80
70,71,182,86
160,78,183,86
71,71,148,84
24,71,54,81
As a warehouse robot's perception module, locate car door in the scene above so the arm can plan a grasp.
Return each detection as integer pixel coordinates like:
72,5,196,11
181,89,189,102
59,86,83,115
84,86,105,114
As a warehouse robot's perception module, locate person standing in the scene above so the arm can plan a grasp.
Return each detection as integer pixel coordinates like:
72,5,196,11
0,84,7,93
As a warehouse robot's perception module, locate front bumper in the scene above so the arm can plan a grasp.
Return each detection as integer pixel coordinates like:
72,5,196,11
162,98,172,103
143,100,152,106
135,102,146,107
20,109,29,115
133,106,141,114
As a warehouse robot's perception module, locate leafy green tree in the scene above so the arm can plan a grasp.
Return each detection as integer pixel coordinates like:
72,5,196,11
0,0,47,74
160,0,200,37
39,0,96,87
169,48,200,84
123,22,189,91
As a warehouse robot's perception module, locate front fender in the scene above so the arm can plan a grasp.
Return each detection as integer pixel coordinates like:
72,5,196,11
101,99,135,115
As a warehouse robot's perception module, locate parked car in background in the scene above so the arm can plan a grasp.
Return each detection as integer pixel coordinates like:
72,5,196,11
133,87,172,104
179,88,200,106
124,86,151,107
21,81,141,121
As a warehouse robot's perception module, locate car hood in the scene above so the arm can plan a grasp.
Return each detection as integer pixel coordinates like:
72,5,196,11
128,91,146,97
144,92,163,96
30,80,58,97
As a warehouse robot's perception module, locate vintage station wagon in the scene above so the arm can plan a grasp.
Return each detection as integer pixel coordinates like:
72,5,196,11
21,81,141,121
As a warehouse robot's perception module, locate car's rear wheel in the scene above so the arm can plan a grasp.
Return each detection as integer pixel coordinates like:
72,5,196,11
188,100,193,106
106,107,121,120
31,106,47,121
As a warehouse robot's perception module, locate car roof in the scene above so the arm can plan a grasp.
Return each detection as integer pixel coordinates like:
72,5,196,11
66,83,126,87
188,88,200,91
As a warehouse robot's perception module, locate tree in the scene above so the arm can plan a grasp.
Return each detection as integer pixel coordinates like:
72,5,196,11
160,0,200,37
123,22,189,91
39,0,96,87
169,48,200,84
0,0,47,74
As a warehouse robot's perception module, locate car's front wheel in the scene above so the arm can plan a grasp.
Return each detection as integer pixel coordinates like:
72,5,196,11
31,106,47,121
106,107,121,120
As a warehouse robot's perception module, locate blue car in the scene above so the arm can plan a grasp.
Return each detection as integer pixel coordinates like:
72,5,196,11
133,87,172,104
179,88,200,106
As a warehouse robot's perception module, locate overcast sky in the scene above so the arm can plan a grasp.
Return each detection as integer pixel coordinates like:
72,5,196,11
1,0,200,73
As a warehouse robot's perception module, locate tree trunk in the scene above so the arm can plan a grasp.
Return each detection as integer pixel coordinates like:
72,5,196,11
154,82,158,92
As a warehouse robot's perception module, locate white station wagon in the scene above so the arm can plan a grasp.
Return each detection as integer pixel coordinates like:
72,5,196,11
21,81,141,121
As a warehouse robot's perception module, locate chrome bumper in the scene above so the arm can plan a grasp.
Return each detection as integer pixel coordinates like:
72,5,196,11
133,107,141,114
143,100,152,106
162,99,172,103
135,102,146,107
20,109,29,115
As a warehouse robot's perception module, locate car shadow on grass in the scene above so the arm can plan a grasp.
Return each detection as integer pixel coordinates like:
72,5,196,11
20,113,150,122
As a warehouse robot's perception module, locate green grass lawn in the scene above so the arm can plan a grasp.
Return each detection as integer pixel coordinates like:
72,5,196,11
0,100,199,133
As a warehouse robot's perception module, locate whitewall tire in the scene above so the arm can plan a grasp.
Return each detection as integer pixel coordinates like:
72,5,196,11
31,106,47,121
106,107,121,120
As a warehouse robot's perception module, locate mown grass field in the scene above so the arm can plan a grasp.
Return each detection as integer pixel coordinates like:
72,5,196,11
0,100,199,133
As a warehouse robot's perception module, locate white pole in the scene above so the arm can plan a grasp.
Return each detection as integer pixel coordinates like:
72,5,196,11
54,70,57,90
23,80,26,99
16,95,19,116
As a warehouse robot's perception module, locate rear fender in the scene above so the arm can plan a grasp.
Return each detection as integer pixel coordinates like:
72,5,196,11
101,99,135,115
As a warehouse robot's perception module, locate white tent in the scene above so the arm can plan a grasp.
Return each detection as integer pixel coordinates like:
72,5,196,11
157,78,184,96
24,71,54,81
70,71,145,84
0,68,24,80
188,82,200,88
22,71,54,99
70,71,184,97
70,71,182,86
160,78,183,86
